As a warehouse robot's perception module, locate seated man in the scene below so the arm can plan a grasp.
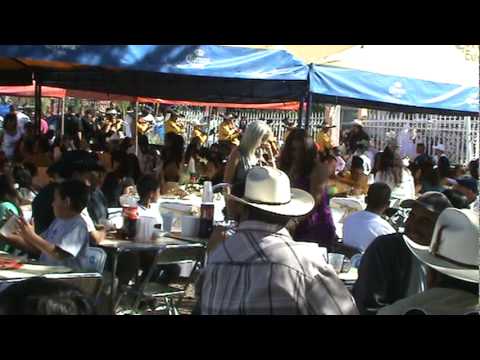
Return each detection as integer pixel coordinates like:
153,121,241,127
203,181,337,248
342,183,395,253
195,166,358,315
2,180,91,271
452,176,478,206
352,192,452,314
378,208,479,315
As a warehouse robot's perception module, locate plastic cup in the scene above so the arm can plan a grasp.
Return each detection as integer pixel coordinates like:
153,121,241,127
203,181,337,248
181,215,200,238
328,253,345,274
162,212,174,233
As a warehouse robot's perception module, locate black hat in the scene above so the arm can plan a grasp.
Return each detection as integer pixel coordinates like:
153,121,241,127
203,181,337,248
401,191,452,214
455,176,479,195
48,150,104,178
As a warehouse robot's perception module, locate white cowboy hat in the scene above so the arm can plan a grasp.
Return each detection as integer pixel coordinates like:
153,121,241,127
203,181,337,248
404,208,479,283
352,119,364,127
106,109,118,115
433,144,446,152
227,166,315,217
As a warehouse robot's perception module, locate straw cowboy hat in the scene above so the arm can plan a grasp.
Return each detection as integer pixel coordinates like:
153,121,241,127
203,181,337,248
433,144,446,152
352,119,364,127
221,113,237,121
403,208,479,283
227,166,315,217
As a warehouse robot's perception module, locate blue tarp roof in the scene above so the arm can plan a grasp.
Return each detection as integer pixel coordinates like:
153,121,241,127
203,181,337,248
310,64,479,114
309,45,479,115
0,45,309,80
0,45,309,103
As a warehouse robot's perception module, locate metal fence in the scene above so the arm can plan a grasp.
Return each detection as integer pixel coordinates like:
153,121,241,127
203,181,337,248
168,107,479,165
180,108,325,143
363,112,480,165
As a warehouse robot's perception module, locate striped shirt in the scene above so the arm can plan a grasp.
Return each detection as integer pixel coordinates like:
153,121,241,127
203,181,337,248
196,221,358,315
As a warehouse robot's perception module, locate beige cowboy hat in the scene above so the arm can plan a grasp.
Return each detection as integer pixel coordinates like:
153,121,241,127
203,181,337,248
226,166,315,217
352,119,364,127
433,144,446,152
404,208,479,283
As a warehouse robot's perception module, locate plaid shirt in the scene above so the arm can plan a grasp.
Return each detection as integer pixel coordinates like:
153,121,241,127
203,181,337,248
196,221,358,315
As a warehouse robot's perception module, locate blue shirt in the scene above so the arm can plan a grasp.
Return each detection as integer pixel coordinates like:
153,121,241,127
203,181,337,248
40,215,90,271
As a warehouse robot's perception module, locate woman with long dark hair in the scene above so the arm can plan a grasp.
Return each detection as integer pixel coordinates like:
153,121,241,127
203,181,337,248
101,151,141,207
279,128,318,188
279,130,337,250
0,174,24,254
375,146,415,201
162,132,185,183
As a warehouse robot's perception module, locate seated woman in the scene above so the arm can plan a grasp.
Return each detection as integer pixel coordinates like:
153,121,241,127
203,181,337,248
279,130,336,251
101,151,141,208
162,132,185,183
0,175,24,254
224,120,275,186
334,155,370,196
374,146,415,202
184,137,203,179
417,160,446,194
12,165,37,204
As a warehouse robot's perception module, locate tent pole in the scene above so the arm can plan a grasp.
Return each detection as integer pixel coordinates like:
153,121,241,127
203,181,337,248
134,101,139,156
297,95,304,128
305,92,312,132
61,97,66,137
34,81,42,136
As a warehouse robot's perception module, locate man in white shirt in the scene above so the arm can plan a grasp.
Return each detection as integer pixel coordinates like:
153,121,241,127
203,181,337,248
9,105,30,135
343,183,395,252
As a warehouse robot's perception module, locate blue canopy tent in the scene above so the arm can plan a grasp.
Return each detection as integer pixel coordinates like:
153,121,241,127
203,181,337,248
0,45,309,103
309,45,479,116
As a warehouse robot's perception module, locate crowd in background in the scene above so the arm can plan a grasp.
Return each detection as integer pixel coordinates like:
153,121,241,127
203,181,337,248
0,102,478,315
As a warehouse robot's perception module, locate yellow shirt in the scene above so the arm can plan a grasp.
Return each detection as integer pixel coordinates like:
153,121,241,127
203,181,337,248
316,131,332,153
193,128,207,145
165,119,185,135
218,121,240,146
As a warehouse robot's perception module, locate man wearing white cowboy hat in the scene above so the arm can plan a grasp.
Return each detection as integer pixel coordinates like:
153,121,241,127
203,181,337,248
195,166,358,315
378,207,479,315
353,191,453,315
432,143,451,178
347,119,370,154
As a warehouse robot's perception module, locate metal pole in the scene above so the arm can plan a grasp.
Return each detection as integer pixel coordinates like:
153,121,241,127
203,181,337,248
134,101,139,156
61,97,66,137
297,95,304,128
305,92,313,133
34,81,42,136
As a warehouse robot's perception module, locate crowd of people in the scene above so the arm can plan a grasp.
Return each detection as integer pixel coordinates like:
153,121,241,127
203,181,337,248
0,103,478,315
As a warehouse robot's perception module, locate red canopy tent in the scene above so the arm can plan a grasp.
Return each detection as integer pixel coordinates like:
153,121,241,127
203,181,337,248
0,84,300,110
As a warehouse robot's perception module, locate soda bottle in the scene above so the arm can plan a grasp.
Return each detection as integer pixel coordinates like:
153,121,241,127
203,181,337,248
198,181,214,238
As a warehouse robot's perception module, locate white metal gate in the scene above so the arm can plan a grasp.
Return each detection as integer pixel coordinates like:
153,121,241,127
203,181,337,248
363,112,480,165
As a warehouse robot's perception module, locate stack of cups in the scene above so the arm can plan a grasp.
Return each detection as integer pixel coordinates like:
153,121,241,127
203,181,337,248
202,181,214,203
199,181,215,238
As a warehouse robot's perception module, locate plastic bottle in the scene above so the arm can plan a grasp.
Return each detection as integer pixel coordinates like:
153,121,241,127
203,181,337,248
198,181,214,238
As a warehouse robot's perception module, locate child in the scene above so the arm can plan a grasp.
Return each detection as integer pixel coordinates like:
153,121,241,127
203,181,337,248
3,180,90,271
136,174,163,241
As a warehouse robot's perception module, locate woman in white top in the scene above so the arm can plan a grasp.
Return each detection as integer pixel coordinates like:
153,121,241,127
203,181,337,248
375,146,415,203
0,114,22,160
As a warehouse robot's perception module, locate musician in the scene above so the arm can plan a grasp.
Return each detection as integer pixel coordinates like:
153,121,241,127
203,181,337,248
164,108,185,136
137,107,155,136
316,124,336,154
282,117,297,142
192,121,208,146
218,113,240,146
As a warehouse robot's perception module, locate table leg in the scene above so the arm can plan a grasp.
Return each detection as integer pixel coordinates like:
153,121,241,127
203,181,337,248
111,252,119,314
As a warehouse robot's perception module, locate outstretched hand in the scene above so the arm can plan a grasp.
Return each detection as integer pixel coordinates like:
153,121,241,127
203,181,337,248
15,217,36,240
